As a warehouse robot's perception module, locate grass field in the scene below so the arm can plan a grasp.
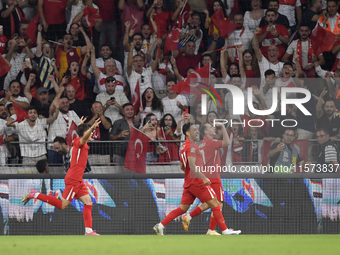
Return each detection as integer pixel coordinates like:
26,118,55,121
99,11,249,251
1,235,339,255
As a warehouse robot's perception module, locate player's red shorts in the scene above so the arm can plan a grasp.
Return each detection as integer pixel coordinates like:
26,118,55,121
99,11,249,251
181,184,216,205
62,180,88,201
210,183,224,202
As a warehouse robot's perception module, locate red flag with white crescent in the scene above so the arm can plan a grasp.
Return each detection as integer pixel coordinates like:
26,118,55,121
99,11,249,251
164,28,180,55
124,127,150,173
65,121,78,146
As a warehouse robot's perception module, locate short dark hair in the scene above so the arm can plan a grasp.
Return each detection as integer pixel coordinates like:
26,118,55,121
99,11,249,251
63,33,73,39
77,123,90,137
264,69,275,77
266,8,277,16
283,62,293,68
284,127,296,135
202,54,212,61
9,80,20,88
141,23,151,30
182,122,194,137
132,32,143,40
316,127,330,135
268,0,279,5
230,74,242,81
53,136,67,145
100,44,112,51
122,102,134,109
233,12,244,18
36,159,48,174
327,0,338,5
199,123,210,137
186,40,196,46
299,21,310,29
166,78,177,84
27,106,37,112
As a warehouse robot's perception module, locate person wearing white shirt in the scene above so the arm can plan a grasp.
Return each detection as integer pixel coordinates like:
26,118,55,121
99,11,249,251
127,40,159,97
0,80,30,109
278,0,302,32
225,13,254,63
87,44,123,76
260,69,279,112
90,49,126,94
7,106,59,166
161,79,188,123
95,76,130,124
253,27,283,82
47,96,80,164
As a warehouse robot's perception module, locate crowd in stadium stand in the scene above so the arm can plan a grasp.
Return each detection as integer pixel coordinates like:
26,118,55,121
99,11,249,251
0,0,340,169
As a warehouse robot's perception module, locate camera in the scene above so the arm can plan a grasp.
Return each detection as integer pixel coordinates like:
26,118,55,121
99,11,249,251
110,97,115,101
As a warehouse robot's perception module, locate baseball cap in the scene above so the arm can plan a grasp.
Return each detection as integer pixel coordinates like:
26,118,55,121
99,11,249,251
37,87,49,95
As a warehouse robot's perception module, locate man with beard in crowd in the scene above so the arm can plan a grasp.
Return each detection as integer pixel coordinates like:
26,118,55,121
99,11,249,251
65,84,89,119
53,136,91,173
0,104,15,165
0,80,30,109
123,30,147,73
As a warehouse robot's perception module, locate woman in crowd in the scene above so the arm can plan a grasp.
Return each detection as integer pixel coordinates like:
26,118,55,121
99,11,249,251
243,0,265,32
135,87,164,126
146,0,170,40
158,114,180,163
69,22,86,47
237,45,260,88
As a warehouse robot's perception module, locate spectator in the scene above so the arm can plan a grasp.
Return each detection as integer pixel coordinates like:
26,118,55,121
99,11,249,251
316,127,340,173
59,56,87,100
282,23,316,78
267,128,309,173
0,0,25,40
220,47,242,84
88,44,123,76
0,80,30,109
224,74,247,120
136,87,163,125
221,119,244,166
119,0,145,36
278,0,302,34
243,125,265,164
259,0,291,36
243,0,266,33
38,0,68,41
274,61,302,93
109,103,139,172
66,0,98,33
225,13,254,64
146,0,170,40
316,90,340,141
53,136,91,173
24,74,51,118
260,69,278,113
200,54,220,76
178,12,203,55
6,105,59,166
86,101,112,165
36,159,49,174
206,111,224,139
258,9,289,61
158,113,180,163
253,27,284,80
65,84,90,119
140,23,155,52
91,47,126,94
203,0,229,51
3,37,34,91
47,94,80,164
161,79,187,122
127,41,159,96
69,22,86,47
170,0,186,29
302,0,324,31
35,25,59,89
55,33,88,82
0,103,15,166
236,45,260,88
0,23,8,54
18,0,37,21
95,76,129,124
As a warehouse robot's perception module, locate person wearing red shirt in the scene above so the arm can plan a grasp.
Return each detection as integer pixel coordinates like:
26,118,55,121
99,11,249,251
146,0,170,40
153,122,240,235
22,118,102,236
258,9,289,61
180,122,241,235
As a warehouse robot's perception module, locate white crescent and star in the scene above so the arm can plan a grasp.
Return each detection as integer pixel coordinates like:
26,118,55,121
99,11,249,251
134,139,143,159
188,71,202,87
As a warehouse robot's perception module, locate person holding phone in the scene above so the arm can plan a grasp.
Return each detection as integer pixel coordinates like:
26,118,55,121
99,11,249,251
140,113,160,164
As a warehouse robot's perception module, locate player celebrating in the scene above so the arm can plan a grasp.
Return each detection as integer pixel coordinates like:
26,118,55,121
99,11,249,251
153,122,238,235
181,123,241,235
22,119,102,236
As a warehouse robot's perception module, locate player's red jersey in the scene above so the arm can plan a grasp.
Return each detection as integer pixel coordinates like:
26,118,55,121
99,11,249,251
65,137,89,182
199,138,223,184
180,140,204,188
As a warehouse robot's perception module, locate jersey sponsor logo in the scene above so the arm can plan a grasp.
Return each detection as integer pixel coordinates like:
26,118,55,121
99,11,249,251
190,147,195,153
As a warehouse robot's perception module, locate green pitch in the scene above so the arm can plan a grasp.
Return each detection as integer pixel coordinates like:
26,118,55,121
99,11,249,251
1,235,339,255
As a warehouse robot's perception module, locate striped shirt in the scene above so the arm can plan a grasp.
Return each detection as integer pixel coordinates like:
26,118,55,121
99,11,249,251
317,139,340,173
35,54,55,89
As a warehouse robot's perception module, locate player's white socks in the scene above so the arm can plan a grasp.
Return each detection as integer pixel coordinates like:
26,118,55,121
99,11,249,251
85,227,93,234
207,229,214,233
34,192,40,199
158,223,164,229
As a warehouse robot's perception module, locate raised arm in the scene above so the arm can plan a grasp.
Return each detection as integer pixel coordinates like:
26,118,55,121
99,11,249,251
80,118,101,145
253,28,263,62
172,0,185,21
81,52,90,76
316,88,327,118
50,86,64,115
90,46,100,79
146,0,157,18
236,45,245,79
1,1,17,19
220,47,228,79
46,101,60,124
150,39,160,73
38,0,48,32
127,41,135,77
23,73,36,102
36,24,43,57
123,22,131,52
217,123,230,147
170,56,182,81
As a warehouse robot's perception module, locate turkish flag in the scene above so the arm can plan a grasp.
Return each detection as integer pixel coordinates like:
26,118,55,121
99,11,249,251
0,54,11,77
211,8,239,38
25,13,40,43
261,139,309,170
164,28,180,55
84,7,101,38
65,121,78,146
311,24,338,56
12,103,29,123
177,1,191,29
131,80,141,114
124,127,150,173
171,64,210,94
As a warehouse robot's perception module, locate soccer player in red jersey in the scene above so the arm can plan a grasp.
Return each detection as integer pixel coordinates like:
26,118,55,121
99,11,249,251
22,119,102,236
181,122,241,235
153,122,238,235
